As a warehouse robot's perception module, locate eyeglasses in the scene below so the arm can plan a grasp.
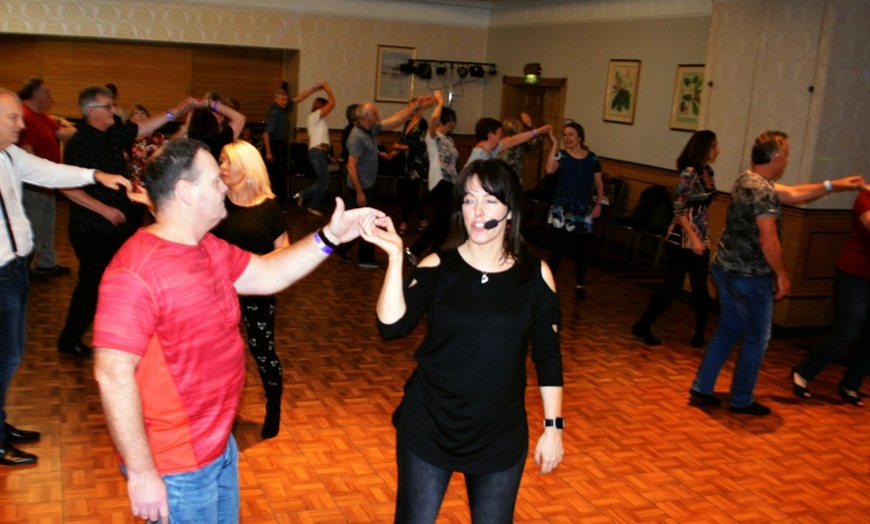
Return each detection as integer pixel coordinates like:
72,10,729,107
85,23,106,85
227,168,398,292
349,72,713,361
90,103,116,111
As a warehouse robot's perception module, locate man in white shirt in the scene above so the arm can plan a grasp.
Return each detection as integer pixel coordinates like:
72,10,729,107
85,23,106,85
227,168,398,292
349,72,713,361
0,88,129,466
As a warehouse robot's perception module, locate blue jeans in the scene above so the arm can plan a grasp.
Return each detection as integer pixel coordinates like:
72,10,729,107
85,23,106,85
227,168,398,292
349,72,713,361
692,264,773,408
796,270,870,391
132,435,240,524
394,438,525,524
0,257,28,442
299,148,330,210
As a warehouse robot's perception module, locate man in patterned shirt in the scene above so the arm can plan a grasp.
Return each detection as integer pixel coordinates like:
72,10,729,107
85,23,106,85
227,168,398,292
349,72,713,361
689,131,867,416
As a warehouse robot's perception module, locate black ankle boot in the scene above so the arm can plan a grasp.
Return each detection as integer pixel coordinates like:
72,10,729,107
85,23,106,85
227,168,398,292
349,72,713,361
261,392,282,439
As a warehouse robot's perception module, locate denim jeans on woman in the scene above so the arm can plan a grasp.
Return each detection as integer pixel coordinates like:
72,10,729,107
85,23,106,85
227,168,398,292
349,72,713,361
394,437,525,524
128,435,240,524
795,270,870,391
692,264,773,408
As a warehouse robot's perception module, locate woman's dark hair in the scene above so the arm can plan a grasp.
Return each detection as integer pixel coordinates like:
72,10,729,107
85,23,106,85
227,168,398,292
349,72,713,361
474,117,502,140
676,130,717,174
445,159,534,280
564,122,588,150
439,107,457,126
187,107,219,140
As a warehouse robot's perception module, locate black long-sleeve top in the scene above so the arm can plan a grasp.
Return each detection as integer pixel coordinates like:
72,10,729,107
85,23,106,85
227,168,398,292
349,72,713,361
378,248,562,474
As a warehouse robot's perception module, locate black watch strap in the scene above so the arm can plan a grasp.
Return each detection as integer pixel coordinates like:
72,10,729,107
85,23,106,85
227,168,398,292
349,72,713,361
544,417,564,430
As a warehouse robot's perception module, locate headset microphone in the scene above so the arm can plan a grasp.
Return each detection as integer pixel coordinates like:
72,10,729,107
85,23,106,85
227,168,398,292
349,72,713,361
483,213,510,230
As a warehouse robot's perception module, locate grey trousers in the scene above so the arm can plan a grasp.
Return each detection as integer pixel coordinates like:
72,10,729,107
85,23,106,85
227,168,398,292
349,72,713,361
23,186,57,268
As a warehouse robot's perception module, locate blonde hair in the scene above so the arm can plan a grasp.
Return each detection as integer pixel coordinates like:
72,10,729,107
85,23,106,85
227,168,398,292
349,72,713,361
221,141,275,203
502,118,523,137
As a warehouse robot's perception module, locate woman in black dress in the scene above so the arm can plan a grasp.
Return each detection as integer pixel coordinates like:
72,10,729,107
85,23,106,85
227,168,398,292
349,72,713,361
211,140,289,438
361,159,564,523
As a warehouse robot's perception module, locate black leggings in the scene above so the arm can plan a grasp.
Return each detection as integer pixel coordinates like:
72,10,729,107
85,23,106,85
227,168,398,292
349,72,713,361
394,438,525,524
636,243,710,335
547,228,591,287
239,295,282,398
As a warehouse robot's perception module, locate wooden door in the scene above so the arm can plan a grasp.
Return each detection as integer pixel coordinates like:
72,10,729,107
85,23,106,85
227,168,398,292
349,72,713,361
500,76,567,191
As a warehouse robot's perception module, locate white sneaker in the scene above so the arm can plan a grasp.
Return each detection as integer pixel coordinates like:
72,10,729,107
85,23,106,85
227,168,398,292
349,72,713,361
292,193,304,209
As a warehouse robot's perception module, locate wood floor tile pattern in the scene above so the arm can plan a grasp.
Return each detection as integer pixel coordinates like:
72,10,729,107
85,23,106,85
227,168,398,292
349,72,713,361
3,200,869,522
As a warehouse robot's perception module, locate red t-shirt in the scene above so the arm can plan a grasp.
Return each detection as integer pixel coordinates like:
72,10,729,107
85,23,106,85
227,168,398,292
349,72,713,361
837,192,870,281
94,230,252,474
19,105,61,162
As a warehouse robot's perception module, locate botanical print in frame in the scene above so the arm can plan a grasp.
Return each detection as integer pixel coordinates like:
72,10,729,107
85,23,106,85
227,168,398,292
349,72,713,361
603,59,641,125
670,64,705,131
375,45,415,103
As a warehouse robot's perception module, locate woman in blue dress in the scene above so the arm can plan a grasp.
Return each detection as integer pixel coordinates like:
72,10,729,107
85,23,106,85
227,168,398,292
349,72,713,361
544,122,605,300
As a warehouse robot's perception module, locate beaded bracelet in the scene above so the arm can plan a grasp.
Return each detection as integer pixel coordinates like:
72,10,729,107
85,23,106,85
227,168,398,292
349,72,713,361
166,110,175,121
530,129,538,138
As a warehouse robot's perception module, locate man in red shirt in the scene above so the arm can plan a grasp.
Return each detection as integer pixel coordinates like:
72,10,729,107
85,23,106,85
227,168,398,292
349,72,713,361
93,138,385,524
17,78,77,276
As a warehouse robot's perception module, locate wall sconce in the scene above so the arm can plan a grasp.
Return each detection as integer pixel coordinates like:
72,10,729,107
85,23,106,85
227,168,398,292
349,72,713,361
524,63,541,84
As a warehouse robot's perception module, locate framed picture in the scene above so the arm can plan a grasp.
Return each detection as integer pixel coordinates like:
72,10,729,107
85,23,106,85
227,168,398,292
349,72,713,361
603,59,641,125
669,64,705,131
375,45,415,102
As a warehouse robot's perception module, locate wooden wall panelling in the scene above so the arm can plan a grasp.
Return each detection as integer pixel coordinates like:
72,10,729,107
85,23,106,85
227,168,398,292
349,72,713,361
190,47,284,124
0,37,42,94
39,40,193,118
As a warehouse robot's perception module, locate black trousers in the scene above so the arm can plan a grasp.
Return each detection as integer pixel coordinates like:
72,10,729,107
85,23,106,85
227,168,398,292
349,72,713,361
547,227,592,287
267,140,289,202
58,231,128,348
636,243,710,336
335,186,377,263
410,180,453,258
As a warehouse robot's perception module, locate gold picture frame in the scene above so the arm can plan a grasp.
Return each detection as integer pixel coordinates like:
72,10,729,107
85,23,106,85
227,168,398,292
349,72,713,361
375,45,415,102
603,59,641,125
669,64,705,131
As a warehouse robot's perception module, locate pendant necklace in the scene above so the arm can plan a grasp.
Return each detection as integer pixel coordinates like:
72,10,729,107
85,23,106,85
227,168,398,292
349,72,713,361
480,272,489,284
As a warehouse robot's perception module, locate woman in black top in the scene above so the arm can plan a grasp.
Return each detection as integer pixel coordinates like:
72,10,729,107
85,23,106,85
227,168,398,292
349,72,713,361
211,140,289,439
361,159,564,523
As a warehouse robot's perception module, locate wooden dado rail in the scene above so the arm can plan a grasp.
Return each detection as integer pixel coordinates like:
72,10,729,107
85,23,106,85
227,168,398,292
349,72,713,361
599,157,852,329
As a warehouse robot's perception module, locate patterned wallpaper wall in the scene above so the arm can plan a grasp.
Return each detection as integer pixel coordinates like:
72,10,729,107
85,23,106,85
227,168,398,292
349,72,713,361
0,0,489,131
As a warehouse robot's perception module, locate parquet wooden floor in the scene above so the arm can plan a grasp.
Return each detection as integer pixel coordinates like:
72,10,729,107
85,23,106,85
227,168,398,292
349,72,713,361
2,199,869,523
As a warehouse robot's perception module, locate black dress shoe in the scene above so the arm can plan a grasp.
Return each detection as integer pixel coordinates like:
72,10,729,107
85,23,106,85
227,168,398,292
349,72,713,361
689,388,722,406
729,401,771,416
4,423,40,444
631,323,661,346
0,442,37,466
58,341,93,358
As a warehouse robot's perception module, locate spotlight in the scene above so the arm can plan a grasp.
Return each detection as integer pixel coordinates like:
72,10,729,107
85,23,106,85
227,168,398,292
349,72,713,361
457,65,469,79
416,62,432,80
469,64,485,78
488,65,498,76
436,64,447,76
399,59,416,75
